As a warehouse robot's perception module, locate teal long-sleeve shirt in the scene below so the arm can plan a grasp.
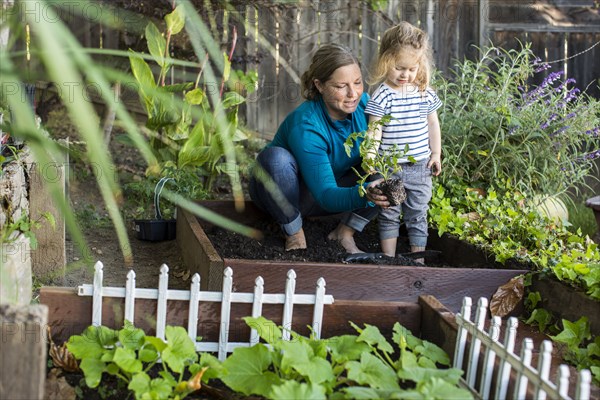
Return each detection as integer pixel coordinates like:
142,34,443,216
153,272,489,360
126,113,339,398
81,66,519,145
268,93,370,213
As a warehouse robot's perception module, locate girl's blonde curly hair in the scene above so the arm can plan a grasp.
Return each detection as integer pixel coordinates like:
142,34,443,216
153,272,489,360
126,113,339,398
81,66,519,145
369,22,434,92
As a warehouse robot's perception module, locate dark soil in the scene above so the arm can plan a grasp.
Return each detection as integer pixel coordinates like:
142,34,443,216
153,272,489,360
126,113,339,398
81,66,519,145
378,178,406,206
50,366,250,400
205,216,431,267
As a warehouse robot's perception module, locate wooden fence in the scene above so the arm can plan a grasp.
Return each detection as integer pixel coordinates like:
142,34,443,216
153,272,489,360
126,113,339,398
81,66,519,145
454,297,592,400
11,1,600,136
77,261,333,360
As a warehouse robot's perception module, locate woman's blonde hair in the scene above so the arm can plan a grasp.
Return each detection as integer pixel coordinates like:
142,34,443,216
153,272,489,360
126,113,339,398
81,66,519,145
369,22,433,92
301,44,361,100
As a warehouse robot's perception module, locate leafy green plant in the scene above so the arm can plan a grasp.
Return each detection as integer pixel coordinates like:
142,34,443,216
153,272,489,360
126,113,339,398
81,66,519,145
550,317,600,384
436,43,600,199
429,180,600,300
66,321,208,400
0,212,55,249
344,115,412,198
128,5,257,193
211,316,471,399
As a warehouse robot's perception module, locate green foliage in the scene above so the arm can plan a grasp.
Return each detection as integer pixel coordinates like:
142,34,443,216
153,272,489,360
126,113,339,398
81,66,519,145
217,316,471,399
429,180,600,300
344,115,413,197
436,44,600,198
66,322,206,399
0,212,55,249
128,6,257,192
550,317,600,384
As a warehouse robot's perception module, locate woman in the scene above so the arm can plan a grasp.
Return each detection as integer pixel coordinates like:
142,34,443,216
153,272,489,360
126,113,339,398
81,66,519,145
249,44,389,252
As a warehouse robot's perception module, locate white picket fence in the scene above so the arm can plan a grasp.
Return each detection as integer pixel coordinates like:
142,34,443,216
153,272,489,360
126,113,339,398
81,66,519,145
77,261,334,361
454,297,592,400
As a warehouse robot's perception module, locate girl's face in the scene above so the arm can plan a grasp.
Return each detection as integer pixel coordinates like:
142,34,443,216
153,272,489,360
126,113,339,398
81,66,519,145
385,49,421,90
314,63,364,120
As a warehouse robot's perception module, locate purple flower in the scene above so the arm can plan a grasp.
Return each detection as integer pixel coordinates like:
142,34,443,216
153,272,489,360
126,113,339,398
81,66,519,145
534,63,551,73
585,127,599,137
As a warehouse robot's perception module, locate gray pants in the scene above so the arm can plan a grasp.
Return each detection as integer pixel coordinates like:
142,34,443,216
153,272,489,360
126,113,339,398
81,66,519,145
378,160,432,248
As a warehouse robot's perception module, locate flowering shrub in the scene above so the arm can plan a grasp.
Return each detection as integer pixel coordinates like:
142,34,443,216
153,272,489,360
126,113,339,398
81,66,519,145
435,44,600,198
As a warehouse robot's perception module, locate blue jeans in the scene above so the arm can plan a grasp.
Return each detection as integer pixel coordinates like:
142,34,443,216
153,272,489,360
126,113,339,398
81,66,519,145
378,160,432,248
248,146,377,236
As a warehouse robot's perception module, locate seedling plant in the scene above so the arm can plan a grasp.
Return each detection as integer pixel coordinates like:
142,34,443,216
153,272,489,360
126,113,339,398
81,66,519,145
344,115,414,206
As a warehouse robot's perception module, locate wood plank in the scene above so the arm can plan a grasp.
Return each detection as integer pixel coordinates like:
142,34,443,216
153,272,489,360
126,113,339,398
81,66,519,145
176,207,223,291
39,286,421,343
255,5,278,138
222,258,527,313
419,295,458,357
276,5,300,122
0,304,48,400
530,274,600,336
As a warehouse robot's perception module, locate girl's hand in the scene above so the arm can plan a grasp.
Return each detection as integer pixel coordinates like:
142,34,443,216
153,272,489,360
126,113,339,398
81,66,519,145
428,153,442,176
366,179,390,208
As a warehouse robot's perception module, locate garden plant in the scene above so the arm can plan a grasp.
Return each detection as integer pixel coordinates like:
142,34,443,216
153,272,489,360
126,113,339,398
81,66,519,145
65,318,472,400
344,116,412,206
431,43,600,383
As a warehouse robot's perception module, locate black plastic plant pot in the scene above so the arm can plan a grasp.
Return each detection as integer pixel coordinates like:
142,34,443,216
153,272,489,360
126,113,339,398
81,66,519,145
133,219,176,242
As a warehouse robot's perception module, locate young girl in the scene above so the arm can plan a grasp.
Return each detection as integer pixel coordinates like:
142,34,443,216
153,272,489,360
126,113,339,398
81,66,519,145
364,21,442,260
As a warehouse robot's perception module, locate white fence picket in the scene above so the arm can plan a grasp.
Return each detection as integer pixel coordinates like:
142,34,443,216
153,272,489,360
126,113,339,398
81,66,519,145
514,338,534,399
91,261,103,327
156,264,169,340
250,276,265,346
312,277,326,339
125,270,136,323
456,296,591,400
466,297,488,387
536,340,553,400
187,273,200,342
218,267,234,361
480,315,501,398
78,263,334,361
494,316,518,400
453,296,472,371
281,269,296,341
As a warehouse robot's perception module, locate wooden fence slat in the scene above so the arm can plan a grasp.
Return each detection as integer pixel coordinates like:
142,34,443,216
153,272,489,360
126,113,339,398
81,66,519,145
495,316,519,400
514,338,534,399
557,364,571,398
249,276,264,346
156,264,169,340
466,297,488,387
218,267,234,361
480,315,501,398
281,269,296,341
311,277,326,339
187,274,200,341
576,369,592,400
125,270,135,323
536,340,553,400
453,296,471,371
91,261,103,327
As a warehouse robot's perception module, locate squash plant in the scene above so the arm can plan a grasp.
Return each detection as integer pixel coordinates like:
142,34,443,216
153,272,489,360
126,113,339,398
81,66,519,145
127,5,257,192
66,321,210,399
207,316,471,399
66,318,472,399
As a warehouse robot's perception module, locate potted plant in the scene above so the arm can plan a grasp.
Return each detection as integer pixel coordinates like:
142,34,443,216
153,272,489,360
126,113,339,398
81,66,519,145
132,177,177,242
344,116,413,206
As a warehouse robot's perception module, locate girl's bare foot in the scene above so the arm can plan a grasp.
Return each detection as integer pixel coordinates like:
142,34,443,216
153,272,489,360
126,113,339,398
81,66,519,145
285,228,307,251
327,223,363,254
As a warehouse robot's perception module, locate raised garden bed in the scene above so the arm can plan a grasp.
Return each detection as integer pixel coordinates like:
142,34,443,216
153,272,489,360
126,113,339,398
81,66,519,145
176,201,530,313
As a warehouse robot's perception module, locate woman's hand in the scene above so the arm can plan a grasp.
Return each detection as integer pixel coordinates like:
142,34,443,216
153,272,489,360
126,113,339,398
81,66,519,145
366,179,390,208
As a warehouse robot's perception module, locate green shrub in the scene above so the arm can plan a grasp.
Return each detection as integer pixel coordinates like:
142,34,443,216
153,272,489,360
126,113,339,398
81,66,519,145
435,44,600,198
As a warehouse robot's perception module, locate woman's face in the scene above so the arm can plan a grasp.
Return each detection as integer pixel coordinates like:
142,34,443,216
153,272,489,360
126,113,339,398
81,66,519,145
314,63,363,120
